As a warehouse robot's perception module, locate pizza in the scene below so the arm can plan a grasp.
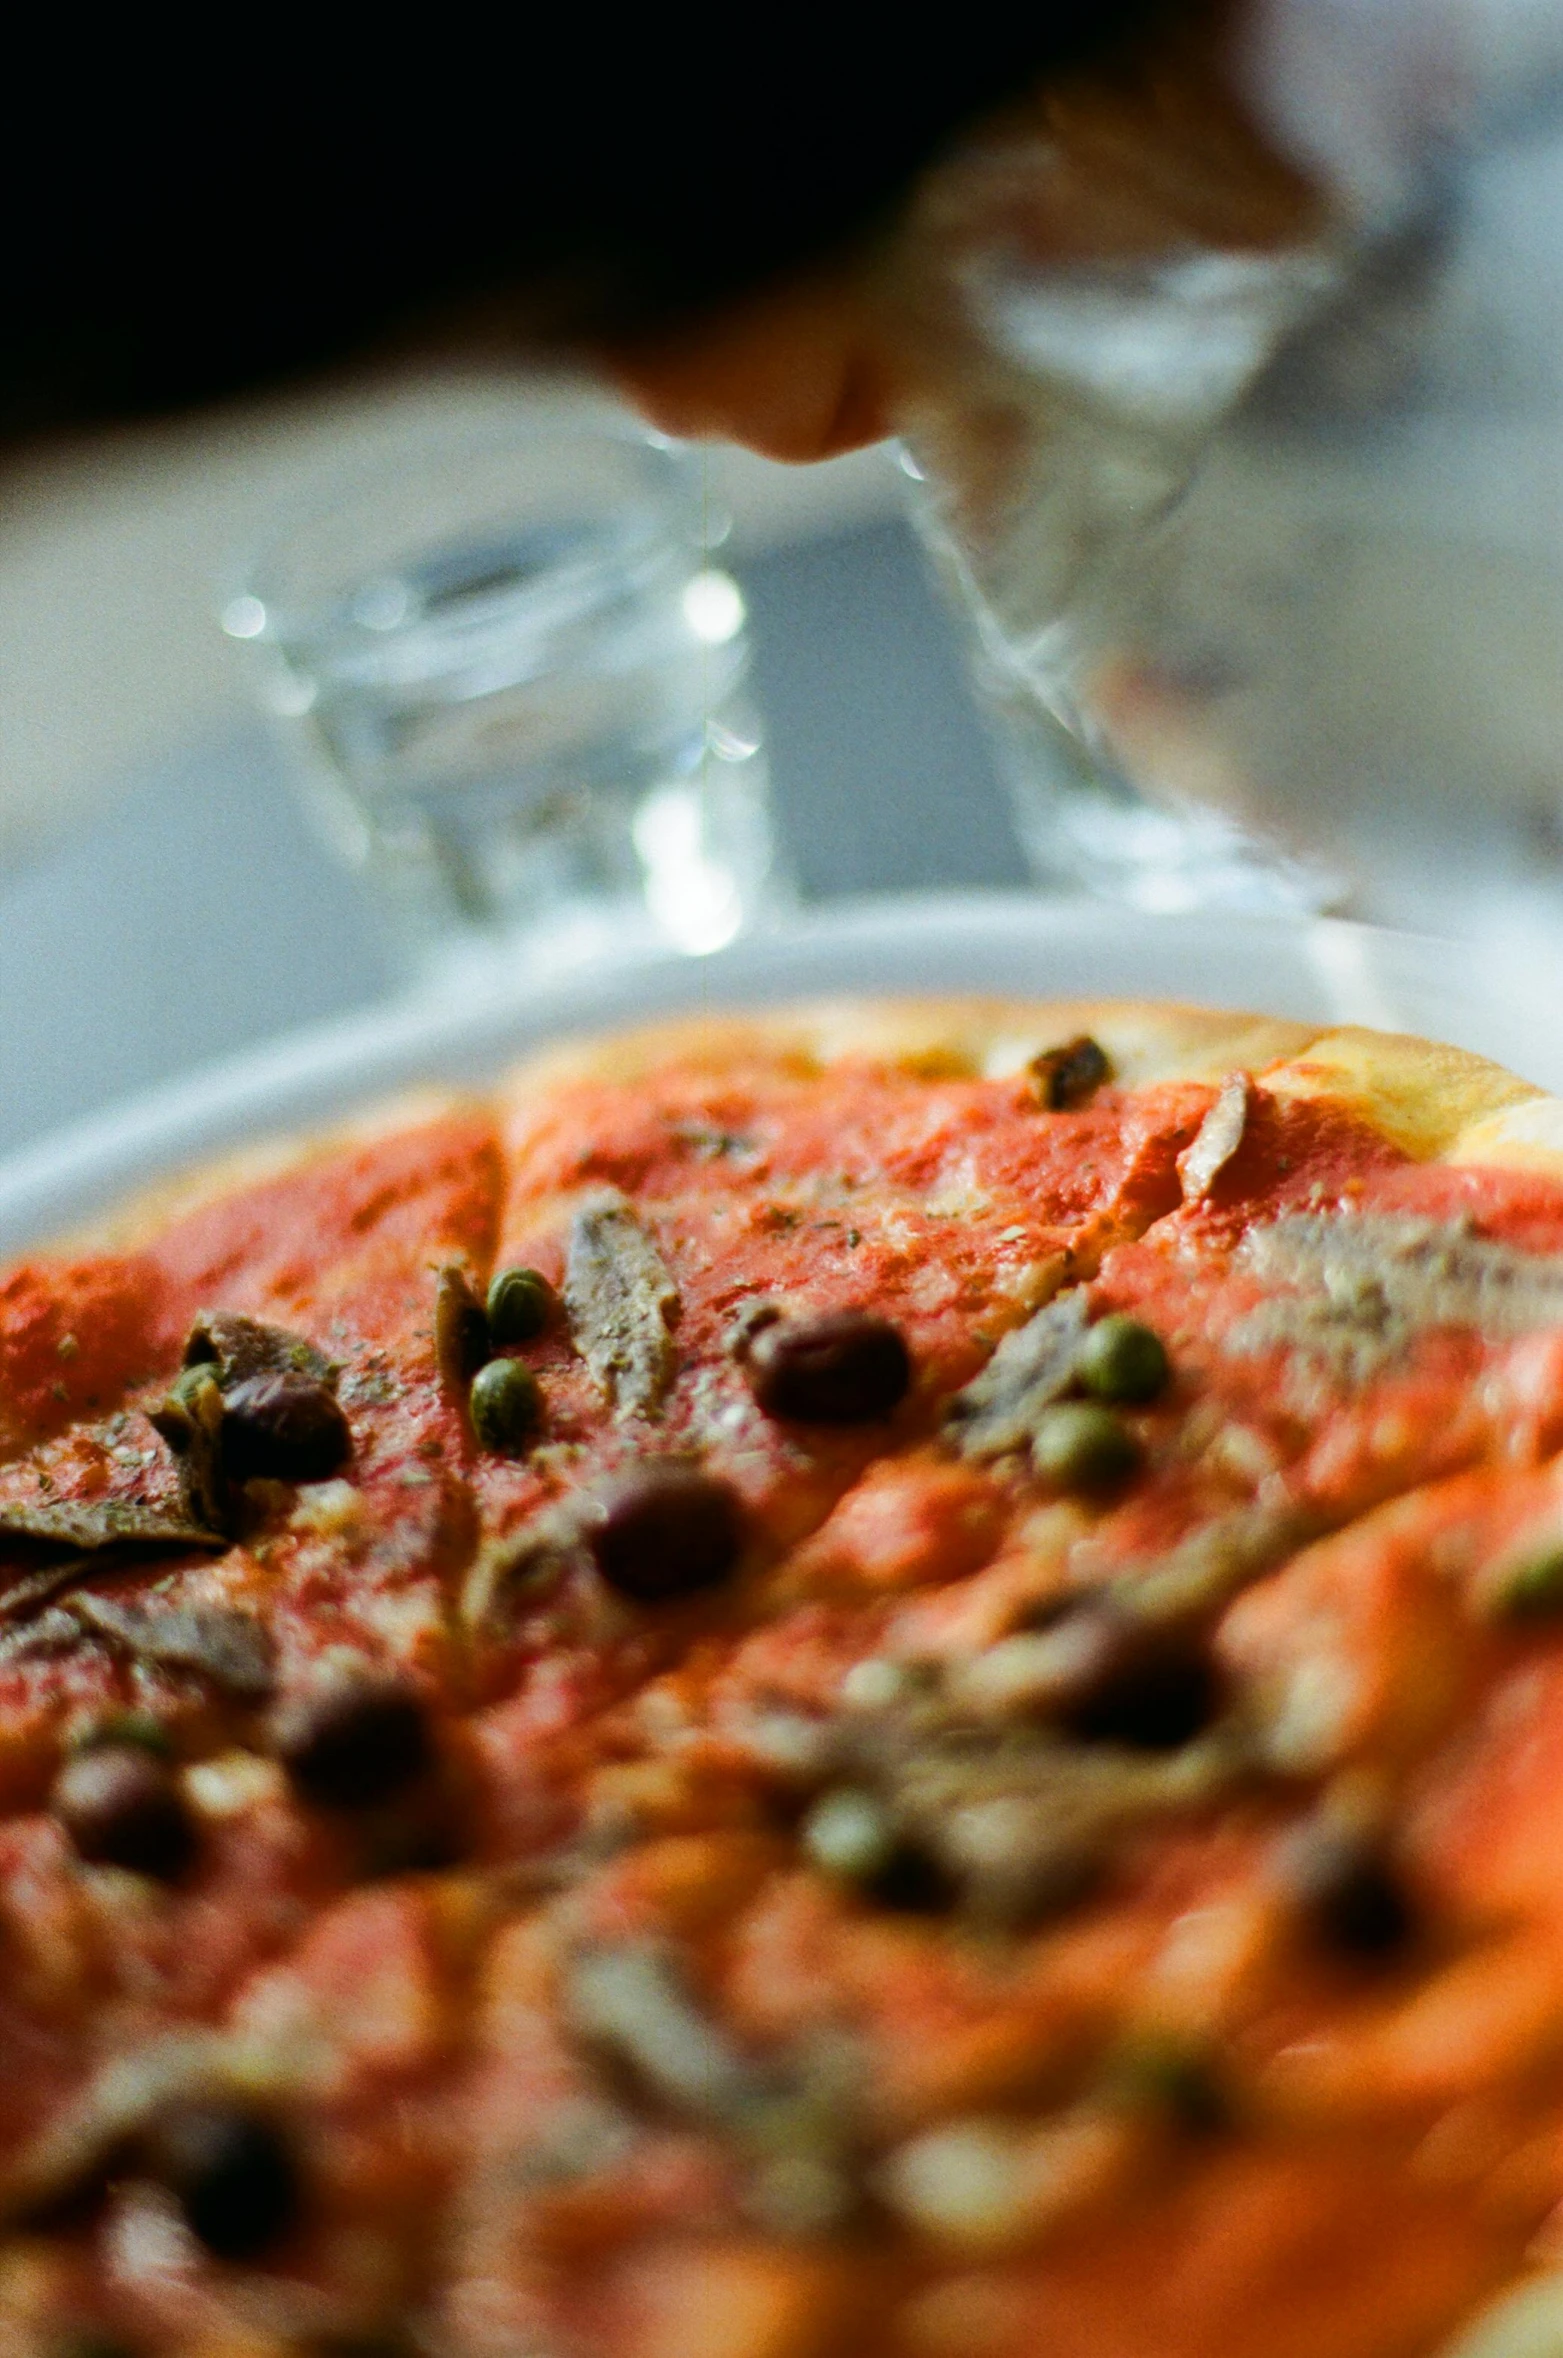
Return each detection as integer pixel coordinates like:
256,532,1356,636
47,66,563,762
6,996,1563,2358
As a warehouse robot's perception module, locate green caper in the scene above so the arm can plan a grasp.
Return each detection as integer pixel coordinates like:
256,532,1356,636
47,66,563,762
468,1358,542,1454
153,1360,224,1449
802,1787,898,1885
486,1265,555,1346
170,1360,222,1412
1103,2036,1226,2133
1078,1315,1169,1405
1032,1401,1141,1494
1491,1543,1563,1621
69,1709,174,1759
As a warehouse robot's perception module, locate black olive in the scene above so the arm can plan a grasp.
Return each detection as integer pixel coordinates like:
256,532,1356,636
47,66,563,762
142,2101,299,2261
589,1465,744,1603
51,1744,195,1880
1029,1035,1111,1110
1045,1603,1220,1751
221,1372,350,1482
1284,1825,1414,1961
745,1311,911,1424
272,1676,431,1809
864,1835,959,1915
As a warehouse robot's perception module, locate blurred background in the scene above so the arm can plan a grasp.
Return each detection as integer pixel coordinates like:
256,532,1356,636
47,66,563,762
2,43,1557,1167
0,371,1022,1161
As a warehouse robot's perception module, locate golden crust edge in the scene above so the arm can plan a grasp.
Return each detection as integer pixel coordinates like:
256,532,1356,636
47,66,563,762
498,997,1563,1172
1255,1026,1553,1166
17,1000,1563,1263
495,997,1326,1098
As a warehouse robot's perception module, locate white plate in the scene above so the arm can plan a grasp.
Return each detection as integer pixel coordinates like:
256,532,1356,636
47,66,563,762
0,892,1556,1259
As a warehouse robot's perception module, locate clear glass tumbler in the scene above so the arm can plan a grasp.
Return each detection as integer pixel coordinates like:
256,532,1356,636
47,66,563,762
222,423,787,983
888,11,1563,939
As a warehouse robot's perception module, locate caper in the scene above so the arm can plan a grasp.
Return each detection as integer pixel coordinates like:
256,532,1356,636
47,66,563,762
149,1362,223,1455
69,1709,173,1759
1032,1401,1141,1494
802,1788,898,1885
168,1361,222,1417
1104,2037,1226,2133
1078,1315,1169,1405
468,1358,542,1454
486,1265,554,1345
1491,1543,1563,1622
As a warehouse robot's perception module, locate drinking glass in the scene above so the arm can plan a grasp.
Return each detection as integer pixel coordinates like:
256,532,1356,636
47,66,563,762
222,422,787,982
890,26,1563,946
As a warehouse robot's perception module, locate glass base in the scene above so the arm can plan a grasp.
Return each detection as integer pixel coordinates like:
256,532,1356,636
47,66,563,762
1007,773,1342,916
973,659,1343,917
291,716,791,989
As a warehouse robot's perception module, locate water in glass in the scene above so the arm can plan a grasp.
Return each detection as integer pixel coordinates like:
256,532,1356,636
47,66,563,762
226,426,784,981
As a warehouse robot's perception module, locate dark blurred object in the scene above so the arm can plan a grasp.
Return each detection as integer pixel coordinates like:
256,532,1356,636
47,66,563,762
3,11,1162,438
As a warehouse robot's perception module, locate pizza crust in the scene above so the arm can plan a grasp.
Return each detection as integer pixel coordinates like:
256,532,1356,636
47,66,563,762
500,997,1323,1096
1257,1027,1545,1165
502,996,1563,1176
26,999,1563,1263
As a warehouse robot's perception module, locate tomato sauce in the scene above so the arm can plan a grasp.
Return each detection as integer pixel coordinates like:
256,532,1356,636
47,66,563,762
3,1046,1563,2354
